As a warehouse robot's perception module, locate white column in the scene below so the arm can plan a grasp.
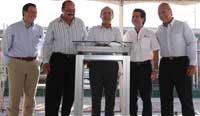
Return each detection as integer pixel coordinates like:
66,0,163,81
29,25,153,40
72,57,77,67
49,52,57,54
119,3,124,37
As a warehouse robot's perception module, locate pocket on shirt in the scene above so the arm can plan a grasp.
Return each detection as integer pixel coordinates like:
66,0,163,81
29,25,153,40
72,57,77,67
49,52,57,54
141,37,151,49
173,32,185,45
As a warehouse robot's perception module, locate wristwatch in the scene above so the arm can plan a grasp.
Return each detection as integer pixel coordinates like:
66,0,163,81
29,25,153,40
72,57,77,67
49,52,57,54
153,69,158,73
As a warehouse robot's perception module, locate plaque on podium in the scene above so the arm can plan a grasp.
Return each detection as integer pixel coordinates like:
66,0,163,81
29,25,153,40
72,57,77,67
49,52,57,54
73,41,130,116
73,41,131,55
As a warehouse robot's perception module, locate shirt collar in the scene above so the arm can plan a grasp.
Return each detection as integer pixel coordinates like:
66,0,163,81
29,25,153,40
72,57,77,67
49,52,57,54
58,15,75,25
169,18,175,26
58,16,63,22
163,18,175,27
101,23,112,29
21,20,34,28
133,27,144,34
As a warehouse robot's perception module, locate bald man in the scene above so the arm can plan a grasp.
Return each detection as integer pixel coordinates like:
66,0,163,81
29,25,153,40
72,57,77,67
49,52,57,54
156,3,196,116
86,7,121,116
42,0,87,116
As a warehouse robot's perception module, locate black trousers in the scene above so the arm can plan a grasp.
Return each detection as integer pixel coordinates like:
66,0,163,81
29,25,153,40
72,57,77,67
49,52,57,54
130,61,152,116
89,61,119,116
45,52,75,116
159,56,195,116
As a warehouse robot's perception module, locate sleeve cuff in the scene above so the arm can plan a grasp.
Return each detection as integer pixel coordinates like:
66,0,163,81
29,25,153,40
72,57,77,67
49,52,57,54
189,60,197,66
42,59,49,64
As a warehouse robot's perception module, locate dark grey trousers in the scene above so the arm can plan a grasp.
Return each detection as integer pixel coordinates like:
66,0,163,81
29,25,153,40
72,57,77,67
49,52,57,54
89,61,119,116
159,56,195,116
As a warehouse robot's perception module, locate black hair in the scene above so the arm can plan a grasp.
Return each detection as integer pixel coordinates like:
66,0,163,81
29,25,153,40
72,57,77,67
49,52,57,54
22,3,36,16
100,6,114,18
133,8,146,25
62,0,74,10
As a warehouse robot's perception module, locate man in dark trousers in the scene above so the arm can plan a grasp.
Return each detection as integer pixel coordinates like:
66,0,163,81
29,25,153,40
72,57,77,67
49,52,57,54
42,0,87,116
156,3,197,116
124,8,160,116
87,7,121,116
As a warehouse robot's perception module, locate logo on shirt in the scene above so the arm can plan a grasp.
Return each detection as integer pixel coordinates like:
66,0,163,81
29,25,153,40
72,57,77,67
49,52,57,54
143,34,150,38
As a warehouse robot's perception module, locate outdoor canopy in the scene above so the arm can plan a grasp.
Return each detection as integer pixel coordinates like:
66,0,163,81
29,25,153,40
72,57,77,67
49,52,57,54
90,0,200,35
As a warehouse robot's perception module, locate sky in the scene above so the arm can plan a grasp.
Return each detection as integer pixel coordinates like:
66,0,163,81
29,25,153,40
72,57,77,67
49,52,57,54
0,0,200,29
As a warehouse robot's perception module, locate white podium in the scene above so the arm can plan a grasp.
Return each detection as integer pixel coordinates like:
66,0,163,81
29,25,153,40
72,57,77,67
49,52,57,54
74,42,130,116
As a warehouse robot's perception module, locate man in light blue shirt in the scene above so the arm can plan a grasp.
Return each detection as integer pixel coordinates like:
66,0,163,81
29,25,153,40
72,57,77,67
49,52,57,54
156,3,196,116
3,21,43,58
2,3,43,116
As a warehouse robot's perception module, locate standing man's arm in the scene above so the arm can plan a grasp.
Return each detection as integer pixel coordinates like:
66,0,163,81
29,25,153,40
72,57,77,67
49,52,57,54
115,28,122,42
2,26,13,57
42,23,54,73
84,27,95,67
123,32,132,54
151,50,159,80
150,31,160,80
81,20,87,41
37,27,44,62
183,23,197,77
86,27,95,41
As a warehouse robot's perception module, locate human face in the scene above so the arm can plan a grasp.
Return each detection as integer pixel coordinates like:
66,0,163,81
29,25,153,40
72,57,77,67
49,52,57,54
132,11,144,28
101,7,113,25
62,2,75,21
158,4,172,24
23,6,37,24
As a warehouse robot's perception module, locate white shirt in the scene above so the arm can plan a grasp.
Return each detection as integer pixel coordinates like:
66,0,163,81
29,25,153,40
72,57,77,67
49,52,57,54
156,19,197,65
87,25,121,42
123,28,160,62
42,17,87,63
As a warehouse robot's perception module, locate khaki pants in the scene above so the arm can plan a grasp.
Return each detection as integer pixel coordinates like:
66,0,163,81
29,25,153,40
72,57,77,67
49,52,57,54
7,58,39,116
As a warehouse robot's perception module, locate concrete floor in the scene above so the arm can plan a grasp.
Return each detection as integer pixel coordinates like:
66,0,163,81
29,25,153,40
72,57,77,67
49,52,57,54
0,97,200,116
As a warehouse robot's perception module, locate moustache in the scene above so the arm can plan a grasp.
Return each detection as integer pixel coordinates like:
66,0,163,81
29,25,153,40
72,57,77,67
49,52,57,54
67,14,75,16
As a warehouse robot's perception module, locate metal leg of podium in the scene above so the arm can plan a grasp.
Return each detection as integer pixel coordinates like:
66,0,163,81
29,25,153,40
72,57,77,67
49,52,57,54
121,56,130,116
74,55,130,116
74,55,84,116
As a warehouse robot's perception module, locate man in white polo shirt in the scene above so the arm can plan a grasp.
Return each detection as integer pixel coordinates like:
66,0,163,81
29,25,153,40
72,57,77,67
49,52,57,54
124,8,160,116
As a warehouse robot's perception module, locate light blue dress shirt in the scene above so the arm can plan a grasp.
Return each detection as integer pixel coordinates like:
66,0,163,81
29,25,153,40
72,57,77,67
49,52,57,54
156,19,197,65
2,20,43,58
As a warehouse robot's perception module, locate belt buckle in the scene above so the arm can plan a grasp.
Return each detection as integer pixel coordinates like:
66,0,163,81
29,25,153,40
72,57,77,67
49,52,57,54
136,62,141,66
66,55,72,58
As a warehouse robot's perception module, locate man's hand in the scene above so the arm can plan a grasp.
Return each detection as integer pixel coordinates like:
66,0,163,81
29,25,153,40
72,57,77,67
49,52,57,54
151,69,158,81
43,63,51,74
187,65,196,77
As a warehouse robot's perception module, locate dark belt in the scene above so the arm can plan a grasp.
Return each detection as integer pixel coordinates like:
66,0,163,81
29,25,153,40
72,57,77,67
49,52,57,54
162,56,188,61
132,60,151,66
11,56,36,61
53,52,75,59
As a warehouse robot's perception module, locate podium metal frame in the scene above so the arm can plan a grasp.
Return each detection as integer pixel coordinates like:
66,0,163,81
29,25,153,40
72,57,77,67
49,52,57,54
74,54,130,116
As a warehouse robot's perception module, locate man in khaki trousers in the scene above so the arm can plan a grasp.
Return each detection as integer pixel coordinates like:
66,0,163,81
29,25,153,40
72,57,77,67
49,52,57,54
2,3,43,116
